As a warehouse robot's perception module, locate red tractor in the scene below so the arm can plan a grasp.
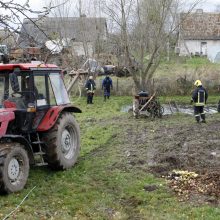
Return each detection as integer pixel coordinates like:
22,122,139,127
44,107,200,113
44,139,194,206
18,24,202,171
0,63,81,193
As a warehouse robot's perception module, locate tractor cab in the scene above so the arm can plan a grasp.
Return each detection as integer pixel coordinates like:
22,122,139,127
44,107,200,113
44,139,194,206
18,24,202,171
0,63,77,133
0,64,81,193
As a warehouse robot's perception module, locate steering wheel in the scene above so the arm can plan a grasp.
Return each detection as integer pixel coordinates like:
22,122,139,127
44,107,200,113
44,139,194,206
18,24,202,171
11,91,25,98
12,91,36,99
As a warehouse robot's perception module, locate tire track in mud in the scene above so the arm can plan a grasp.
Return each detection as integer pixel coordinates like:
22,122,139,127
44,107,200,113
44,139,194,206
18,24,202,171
114,116,220,205
149,122,220,174
82,115,220,176
115,118,220,175
79,114,220,205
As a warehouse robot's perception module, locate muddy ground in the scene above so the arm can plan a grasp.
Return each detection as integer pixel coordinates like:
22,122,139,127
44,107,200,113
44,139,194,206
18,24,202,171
111,113,220,206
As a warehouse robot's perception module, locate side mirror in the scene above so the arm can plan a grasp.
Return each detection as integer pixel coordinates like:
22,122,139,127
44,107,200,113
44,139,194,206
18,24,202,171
9,72,20,92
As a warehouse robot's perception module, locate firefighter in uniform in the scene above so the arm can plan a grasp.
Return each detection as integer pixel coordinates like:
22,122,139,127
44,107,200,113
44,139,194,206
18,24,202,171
191,80,208,123
85,76,96,104
102,75,113,101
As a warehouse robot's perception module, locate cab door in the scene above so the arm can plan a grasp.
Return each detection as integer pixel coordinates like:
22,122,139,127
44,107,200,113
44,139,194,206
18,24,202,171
32,73,50,129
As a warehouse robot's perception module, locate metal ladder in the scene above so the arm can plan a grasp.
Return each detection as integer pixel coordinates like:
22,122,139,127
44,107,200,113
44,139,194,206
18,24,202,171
28,133,48,166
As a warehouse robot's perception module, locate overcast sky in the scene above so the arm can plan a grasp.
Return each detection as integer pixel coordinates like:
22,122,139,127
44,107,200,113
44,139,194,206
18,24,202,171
18,0,220,14
195,0,220,11
10,0,220,20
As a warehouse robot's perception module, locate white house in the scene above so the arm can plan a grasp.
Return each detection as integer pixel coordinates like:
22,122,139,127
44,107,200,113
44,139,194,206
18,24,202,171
177,9,220,63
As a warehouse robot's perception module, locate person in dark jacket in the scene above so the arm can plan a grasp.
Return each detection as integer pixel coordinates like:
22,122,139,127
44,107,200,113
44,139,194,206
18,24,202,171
85,76,96,104
102,75,113,101
24,75,39,104
191,80,208,123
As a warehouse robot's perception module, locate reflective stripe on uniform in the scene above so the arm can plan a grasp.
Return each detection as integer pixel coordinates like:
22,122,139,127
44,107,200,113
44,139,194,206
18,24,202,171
196,91,205,106
195,114,200,117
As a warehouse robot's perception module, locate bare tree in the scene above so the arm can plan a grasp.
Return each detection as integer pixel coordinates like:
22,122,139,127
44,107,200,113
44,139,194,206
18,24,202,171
130,0,177,90
104,0,201,91
0,1,53,36
47,0,108,70
104,0,135,65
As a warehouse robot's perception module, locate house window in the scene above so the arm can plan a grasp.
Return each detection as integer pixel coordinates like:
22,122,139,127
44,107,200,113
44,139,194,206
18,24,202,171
200,42,207,56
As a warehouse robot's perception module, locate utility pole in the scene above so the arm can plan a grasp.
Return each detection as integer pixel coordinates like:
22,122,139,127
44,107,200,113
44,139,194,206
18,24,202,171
79,0,82,17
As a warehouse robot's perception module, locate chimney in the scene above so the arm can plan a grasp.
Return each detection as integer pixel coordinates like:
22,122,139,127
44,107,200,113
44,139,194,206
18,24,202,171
196,9,203,14
38,14,46,19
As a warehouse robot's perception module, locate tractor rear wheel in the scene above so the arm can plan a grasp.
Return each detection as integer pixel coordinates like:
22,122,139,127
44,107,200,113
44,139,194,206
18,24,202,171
0,145,29,193
43,112,80,170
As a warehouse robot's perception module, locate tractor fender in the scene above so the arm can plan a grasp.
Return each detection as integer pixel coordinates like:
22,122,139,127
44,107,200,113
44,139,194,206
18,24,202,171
2,135,35,165
0,110,16,138
37,105,81,132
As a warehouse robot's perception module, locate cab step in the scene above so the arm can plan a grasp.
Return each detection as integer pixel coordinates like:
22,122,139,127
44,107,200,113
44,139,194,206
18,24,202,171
32,141,44,145
34,152,46,156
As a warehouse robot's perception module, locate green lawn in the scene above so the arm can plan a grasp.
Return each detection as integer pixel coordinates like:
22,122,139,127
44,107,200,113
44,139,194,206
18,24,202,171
0,96,219,219
159,95,220,104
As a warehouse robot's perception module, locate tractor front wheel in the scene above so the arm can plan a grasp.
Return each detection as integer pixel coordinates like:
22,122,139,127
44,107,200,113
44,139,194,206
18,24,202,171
43,112,80,170
0,145,29,193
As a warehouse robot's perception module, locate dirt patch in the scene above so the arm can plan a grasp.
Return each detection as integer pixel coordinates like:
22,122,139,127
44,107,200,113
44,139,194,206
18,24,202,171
116,115,220,205
148,121,220,205
149,122,220,174
119,196,143,219
143,184,159,192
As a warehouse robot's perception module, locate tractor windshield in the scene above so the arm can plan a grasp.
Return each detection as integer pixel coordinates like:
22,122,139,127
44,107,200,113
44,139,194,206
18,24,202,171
49,73,70,105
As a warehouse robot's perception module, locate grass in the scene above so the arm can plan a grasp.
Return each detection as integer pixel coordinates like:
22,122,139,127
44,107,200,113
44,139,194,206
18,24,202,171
159,95,220,104
154,57,220,86
65,56,220,99
80,57,220,97
0,96,219,219
184,57,211,67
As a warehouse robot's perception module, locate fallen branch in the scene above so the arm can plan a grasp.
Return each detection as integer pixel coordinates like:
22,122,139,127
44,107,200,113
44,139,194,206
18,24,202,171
3,186,36,220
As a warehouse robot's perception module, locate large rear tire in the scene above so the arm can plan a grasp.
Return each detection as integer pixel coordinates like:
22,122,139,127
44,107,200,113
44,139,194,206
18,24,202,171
43,112,80,170
0,145,29,193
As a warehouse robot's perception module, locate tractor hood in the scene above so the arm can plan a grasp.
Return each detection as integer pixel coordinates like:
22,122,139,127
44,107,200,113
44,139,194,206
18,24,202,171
0,108,15,138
